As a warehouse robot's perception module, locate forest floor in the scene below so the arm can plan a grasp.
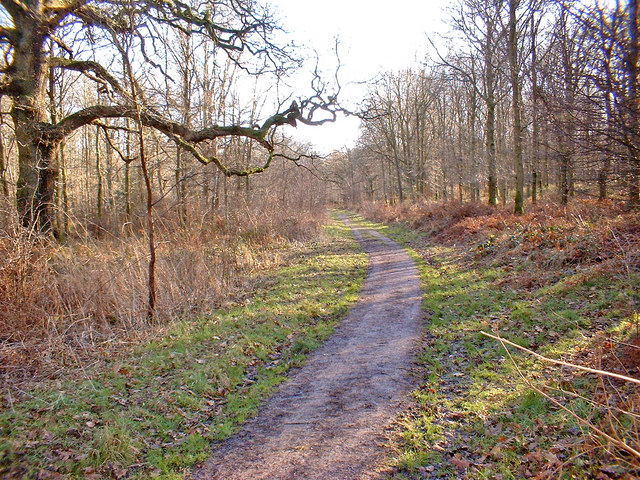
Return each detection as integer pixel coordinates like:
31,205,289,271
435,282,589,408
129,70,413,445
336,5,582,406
2,199,640,480
358,199,640,479
191,213,422,479
0,218,368,479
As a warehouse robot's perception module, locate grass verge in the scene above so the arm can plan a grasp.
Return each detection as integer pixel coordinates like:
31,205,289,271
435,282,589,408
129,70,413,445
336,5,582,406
0,219,367,479
347,209,640,480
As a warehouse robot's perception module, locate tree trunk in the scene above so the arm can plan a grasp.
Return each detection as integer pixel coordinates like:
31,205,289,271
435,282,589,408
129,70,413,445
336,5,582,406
105,131,114,211
0,120,8,197
531,13,540,205
381,156,388,203
560,152,570,205
394,157,404,202
487,100,498,206
120,36,156,321
15,139,58,232
176,145,187,225
508,0,525,215
56,140,69,237
532,171,537,204
13,19,57,232
558,4,576,206
124,119,133,220
629,152,640,208
501,179,507,206
96,125,103,218
626,0,640,207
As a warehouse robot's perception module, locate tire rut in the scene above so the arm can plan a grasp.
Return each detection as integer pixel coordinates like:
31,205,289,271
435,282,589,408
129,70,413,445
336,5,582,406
192,216,422,480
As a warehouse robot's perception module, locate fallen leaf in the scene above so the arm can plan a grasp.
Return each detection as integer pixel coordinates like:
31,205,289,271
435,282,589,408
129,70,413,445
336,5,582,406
451,453,472,470
83,467,101,480
543,451,559,464
489,443,503,458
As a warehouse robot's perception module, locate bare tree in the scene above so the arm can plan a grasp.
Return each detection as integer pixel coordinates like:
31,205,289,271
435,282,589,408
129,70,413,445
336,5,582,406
507,0,526,214
624,0,640,206
0,0,341,233
448,0,506,205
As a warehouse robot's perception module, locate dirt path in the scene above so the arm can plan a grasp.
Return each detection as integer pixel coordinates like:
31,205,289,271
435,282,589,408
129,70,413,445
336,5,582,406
192,216,422,480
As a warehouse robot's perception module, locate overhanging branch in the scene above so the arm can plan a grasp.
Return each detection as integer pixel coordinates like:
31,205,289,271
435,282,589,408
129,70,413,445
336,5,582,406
49,57,128,98
46,99,305,144
171,133,275,177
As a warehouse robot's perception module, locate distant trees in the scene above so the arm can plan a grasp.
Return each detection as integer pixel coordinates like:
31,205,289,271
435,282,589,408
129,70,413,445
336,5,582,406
1,0,636,226
349,0,640,211
506,0,524,214
359,70,443,203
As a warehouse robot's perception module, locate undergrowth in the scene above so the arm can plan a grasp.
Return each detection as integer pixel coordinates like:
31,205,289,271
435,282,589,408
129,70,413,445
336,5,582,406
0,218,367,479
0,205,323,401
354,198,640,479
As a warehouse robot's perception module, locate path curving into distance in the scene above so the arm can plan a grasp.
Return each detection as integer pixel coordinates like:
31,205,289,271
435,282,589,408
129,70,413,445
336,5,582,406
192,215,422,480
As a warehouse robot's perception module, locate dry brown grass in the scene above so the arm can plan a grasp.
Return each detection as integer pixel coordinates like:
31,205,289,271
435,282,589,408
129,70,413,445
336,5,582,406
0,202,326,400
360,197,640,280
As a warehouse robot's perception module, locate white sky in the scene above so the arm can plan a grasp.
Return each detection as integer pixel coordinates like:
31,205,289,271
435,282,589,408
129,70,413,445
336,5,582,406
268,0,451,154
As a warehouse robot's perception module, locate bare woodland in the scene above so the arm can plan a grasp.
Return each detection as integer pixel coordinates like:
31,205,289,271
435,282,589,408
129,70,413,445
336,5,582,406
0,0,345,324
345,0,640,212
1,0,640,477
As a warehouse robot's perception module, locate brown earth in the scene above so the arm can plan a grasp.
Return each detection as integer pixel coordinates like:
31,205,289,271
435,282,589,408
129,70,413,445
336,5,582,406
191,215,423,480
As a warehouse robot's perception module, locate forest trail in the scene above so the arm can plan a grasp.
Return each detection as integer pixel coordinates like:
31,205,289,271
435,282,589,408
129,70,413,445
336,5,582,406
191,215,423,480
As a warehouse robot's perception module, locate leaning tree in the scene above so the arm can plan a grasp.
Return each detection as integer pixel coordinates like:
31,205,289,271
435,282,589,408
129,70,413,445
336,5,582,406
0,0,339,232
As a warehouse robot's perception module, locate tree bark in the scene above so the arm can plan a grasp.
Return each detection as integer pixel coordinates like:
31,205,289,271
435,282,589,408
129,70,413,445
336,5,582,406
0,119,8,197
531,12,540,205
119,34,156,321
487,99,498,206
626,0,640,207
13,19,58,231
96,125,103,218
560,152,570,205
558,3,575,206
508,0,525,214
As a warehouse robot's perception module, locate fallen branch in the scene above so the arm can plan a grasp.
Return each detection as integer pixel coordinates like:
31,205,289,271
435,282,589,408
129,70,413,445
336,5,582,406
480,331,640,386
482,330,640,460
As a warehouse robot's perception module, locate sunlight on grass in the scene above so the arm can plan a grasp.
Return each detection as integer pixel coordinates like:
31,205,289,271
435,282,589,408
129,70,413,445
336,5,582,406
0,218,367,479
347,211,640,479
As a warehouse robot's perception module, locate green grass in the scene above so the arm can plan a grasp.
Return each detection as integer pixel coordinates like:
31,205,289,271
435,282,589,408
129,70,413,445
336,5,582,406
345,212,640,479
0,219,367,479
